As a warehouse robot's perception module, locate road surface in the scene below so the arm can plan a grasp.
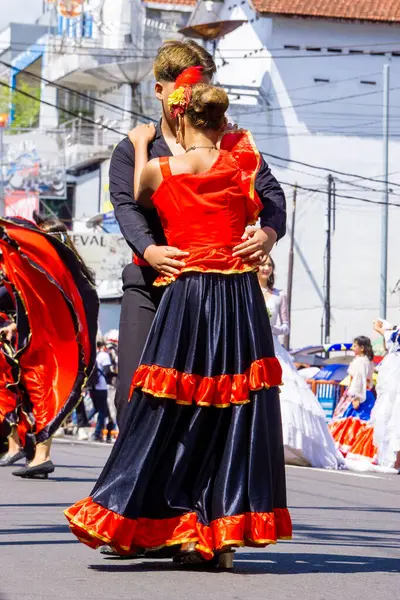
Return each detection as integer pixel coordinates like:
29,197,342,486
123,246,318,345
1,442,399,600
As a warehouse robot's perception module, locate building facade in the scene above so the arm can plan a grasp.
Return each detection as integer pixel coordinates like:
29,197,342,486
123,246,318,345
210,0,400,347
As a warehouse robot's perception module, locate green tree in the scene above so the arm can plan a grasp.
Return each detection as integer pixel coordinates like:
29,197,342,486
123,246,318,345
0,82,10,118
0,80,40,129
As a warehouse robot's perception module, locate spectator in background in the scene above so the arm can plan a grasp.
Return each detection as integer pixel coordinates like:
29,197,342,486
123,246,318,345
329,336,376,470
89,340,116,443
258,257,343,469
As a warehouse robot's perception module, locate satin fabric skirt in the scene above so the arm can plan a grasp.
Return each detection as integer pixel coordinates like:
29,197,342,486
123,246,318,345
65,272,291,558
272,336,344,469
329,390,377,470
371,353,400,470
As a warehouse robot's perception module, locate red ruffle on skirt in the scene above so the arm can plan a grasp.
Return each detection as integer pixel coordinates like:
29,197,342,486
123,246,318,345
346,424,377,463
130,357,283,407
65,497,292,559
329,417,377,463
329,417,363,456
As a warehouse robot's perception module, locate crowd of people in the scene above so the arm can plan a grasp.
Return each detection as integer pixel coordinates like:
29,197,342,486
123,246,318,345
57,336,119,444
1,38,399,571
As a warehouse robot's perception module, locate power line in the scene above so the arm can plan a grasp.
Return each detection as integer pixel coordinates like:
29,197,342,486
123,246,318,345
2,40,400,60
267,160,400,198
334,177,399,195
231,85,400,118
0,79,126,136
261,152,400,189
261,71,381,100
3,77,400,194
2,37,400,53
0,59,156,124
280,180,400,207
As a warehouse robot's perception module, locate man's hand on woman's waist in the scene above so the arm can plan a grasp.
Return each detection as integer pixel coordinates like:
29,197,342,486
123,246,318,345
232,227,277,264
143,245,189,277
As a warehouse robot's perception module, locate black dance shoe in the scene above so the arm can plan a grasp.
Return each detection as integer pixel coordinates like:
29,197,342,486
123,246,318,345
12,460,55,479
100,546,145,559
0,450,25,467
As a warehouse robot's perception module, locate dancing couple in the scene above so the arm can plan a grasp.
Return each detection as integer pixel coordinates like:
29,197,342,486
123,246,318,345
65,40,291,568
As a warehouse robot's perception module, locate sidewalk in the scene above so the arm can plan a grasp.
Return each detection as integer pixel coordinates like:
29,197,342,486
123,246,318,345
52,429,116,448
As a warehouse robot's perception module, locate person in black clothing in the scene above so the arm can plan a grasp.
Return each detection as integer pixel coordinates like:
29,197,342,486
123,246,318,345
88,340,116,443
110,40,287,426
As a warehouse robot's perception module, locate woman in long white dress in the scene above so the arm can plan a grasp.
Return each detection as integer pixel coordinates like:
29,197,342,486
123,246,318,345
371,321,400,471
258,257,344,468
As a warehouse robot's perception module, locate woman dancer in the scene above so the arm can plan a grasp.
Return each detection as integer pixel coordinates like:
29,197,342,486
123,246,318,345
329,336,376,467
0,285,22,465
258,258,343,468
0,214,98,477
65,76,291,568
369,321,400,471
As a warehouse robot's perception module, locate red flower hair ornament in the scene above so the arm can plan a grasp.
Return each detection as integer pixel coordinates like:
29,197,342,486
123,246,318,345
168,66,204,118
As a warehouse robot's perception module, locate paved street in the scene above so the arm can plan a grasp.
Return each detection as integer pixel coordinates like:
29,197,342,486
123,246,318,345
1,442,399,600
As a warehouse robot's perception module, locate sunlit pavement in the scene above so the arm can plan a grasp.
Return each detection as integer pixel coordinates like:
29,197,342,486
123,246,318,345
1,443,399,600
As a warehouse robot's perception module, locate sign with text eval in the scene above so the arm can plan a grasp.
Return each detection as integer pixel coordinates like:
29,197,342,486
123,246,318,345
71,232,131,299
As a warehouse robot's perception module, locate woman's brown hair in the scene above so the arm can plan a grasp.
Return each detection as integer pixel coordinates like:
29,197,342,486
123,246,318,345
354,336,374,362
267,256,275,290
186,84,229,131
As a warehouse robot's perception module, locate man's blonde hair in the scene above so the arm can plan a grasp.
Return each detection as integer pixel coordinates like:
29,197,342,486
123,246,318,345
153,40,216,82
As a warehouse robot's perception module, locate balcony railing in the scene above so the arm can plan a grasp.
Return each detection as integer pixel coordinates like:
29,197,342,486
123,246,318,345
57,118,126,169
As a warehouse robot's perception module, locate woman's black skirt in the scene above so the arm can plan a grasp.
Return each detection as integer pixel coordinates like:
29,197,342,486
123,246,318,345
65,273,291,558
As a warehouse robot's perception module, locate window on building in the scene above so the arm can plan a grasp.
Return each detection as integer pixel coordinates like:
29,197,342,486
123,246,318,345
57,88,95,125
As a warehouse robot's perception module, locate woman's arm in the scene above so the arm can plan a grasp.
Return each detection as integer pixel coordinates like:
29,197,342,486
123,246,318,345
128,124,158,209
271,291,290,337
348,358,369,402
134,158,160,209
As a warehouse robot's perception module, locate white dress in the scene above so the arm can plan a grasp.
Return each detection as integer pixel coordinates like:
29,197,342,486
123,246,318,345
370,329,400,469
263,288,344,469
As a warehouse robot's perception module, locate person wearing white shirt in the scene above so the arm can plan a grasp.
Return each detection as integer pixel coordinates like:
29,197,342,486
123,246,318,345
258,257,343,469
89,341,115,442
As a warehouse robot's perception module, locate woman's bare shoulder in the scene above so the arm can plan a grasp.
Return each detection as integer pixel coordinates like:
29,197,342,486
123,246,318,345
168,154,193,175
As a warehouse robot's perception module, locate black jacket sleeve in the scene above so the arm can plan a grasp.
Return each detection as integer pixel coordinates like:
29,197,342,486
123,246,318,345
109,138,156,256
255,156,287,240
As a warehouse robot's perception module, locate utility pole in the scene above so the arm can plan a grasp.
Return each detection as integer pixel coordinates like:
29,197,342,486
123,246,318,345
285,184,297,349
325,174,333,345
380,63,390,319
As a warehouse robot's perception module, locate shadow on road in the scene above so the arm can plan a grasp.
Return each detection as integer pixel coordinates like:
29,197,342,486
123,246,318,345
0,525,70,535
50,465,102,469
292,522,400,550
0,503,69,508
45,477,97,483
88,552,400,575
292,506,400,514
0,540,79,546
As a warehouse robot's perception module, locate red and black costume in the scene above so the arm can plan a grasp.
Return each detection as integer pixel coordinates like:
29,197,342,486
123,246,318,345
0,218,99,458
65,132,292,559
110,121,286,424
0,287,19,455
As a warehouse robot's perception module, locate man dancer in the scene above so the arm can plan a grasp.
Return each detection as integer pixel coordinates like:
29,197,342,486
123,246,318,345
110,39,287,427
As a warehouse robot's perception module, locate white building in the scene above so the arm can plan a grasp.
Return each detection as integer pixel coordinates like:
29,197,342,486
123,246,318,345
207,0,400,347
0,0,196,330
